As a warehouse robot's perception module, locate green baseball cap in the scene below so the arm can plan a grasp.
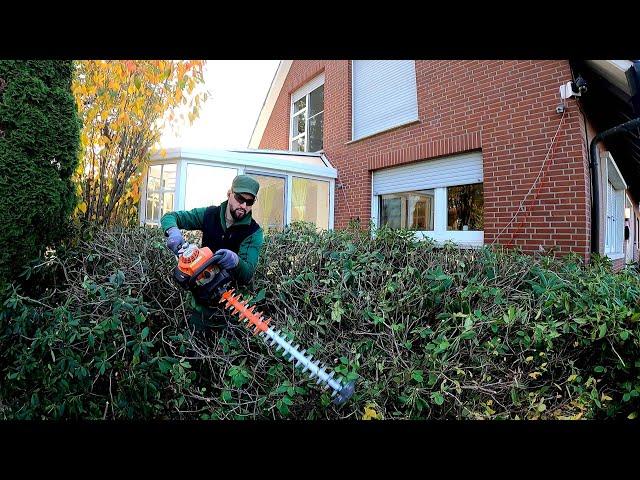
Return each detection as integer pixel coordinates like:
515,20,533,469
232,175,260,197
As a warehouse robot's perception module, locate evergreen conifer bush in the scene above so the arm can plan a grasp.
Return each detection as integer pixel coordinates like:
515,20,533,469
0,60,80,288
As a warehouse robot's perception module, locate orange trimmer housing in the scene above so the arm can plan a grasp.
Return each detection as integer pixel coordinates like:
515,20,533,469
177,245,216,279
173,244,231,303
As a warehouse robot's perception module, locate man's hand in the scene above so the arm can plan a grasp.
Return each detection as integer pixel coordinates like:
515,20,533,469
166,227,184,254
213,249,239,270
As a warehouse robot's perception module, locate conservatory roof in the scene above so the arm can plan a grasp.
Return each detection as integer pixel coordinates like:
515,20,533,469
150,147,337,179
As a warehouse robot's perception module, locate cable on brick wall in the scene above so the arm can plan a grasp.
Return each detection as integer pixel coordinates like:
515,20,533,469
336,176,355,224
492,108,567,247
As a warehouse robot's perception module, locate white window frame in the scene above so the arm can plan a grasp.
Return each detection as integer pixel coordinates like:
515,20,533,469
290,74,325,153
372,183,484,247
289,174,333,230
604,153,626,259
179,160,239,212
379,190,436,231
241,169,335,230
245,170,288,231
142,162,177,226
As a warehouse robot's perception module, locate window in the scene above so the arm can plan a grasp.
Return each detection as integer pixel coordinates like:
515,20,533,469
379,184,483,235
352,60,418,140
184,164,238,211
145,163,176,225
380,190,434,230
248,173,285,232
605,180,623,254
290,75,324,152
604,153,626,257
291,177,329,230
447,184,484,231
372,152,484,246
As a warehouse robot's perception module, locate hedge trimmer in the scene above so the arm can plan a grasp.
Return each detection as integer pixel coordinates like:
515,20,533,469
172,243,356,406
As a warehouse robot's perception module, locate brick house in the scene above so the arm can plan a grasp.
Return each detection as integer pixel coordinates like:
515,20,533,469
249,60,640,269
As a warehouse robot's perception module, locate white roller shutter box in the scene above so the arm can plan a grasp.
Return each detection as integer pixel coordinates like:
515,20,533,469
372,151,483,195
352,60,419,140
292,73,325,102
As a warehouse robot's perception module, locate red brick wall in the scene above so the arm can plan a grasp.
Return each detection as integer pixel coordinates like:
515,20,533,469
259,60,591,259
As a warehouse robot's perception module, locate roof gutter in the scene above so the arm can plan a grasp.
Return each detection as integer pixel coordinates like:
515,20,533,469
626,60,640,117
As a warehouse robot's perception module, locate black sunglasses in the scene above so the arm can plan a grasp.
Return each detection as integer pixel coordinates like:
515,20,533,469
233,192,256,206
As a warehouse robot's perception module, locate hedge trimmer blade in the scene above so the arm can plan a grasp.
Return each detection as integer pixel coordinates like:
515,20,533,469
173,243,356,406
219,289,355,405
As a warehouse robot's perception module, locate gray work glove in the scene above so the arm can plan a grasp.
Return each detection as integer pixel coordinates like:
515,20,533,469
165,227,184,254
212,249,239,270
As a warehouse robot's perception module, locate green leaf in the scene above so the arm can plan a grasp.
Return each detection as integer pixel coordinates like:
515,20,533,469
141,327,149,339
346,372,359,382
460,330,476,340
366,310,384,325
594,366,605,373
411,370,424,383
250,288,266,305
431,392,445,406
331,301,345,323
598,323,607,339
109,270,125,288
221,390,232,402
464,316,474,330
158,359,172,373
278,402,290,416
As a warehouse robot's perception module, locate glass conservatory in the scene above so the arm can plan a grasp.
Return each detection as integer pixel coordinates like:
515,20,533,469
140,148,337,232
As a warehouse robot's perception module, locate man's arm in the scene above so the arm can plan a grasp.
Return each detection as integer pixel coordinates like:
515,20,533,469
231,228,264,284
160,207,207,233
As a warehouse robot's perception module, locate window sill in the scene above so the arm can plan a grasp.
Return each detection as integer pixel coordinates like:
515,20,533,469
414,230,484,248
346,119,421,146
606,252,625,260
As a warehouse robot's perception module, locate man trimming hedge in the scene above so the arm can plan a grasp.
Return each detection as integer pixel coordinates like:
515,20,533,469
160,175,263,331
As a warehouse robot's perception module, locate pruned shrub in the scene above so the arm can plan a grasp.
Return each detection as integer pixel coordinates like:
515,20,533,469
1,223,639,420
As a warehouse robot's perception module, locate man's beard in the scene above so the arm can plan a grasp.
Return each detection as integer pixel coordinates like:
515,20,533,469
230,207,246,220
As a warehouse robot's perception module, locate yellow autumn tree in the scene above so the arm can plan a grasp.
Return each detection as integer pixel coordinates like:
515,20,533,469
72,60,207,225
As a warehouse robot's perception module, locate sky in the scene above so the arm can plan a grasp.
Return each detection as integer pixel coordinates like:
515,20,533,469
160,60,280,150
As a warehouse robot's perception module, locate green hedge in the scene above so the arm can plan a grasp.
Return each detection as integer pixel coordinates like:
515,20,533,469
0,60,81,287
1,224,639,420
